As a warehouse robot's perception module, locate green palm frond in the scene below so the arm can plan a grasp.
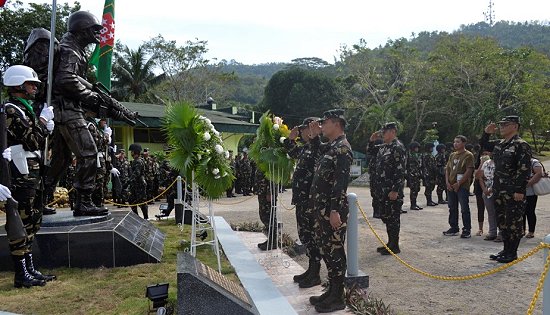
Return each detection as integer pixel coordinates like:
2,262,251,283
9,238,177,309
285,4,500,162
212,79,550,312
163,101,234,199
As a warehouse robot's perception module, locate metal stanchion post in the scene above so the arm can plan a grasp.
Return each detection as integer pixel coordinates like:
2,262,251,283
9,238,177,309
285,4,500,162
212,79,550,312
345,193,369,289
175,176,183,224
544,234,550,315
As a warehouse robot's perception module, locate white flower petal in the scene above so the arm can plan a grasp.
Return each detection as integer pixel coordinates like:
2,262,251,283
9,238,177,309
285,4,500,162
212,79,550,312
273,124,280,130
280,136,286,144
203,132,211,141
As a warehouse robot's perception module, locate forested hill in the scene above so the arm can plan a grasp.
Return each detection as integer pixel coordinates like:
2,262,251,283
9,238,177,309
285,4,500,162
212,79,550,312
458,21,550,56
217,60,288,78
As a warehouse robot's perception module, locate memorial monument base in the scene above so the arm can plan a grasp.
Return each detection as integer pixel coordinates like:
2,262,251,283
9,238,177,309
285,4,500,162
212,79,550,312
0,210,165,270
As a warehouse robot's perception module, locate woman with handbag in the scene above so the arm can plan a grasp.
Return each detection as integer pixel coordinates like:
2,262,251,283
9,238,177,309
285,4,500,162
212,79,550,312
524,158,543,238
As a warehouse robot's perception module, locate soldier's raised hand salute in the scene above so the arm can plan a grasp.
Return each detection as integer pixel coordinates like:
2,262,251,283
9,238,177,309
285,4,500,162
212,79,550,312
484,123,497,134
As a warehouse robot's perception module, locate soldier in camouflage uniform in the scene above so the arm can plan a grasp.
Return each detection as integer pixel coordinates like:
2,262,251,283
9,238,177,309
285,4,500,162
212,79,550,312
366,139,383,218
156,158,180,217
142,149,158,202
255,169,278,250
283,117,322,288
435,143,448,204
3,65,56,287
422,143,438,207
407,142,423,210
307,109,352,313
112,149,130,207
87,117,119,210
367,122,406,257
128,143,148,219
239,152,252,196
481,116,531,263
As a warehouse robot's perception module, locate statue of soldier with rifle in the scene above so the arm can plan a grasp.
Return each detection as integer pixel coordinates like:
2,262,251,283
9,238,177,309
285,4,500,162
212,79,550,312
43,11,141,216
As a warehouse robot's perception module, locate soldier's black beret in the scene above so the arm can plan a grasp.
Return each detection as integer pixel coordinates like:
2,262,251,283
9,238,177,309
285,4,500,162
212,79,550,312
436,144,446,151
409,141,420,149
129,143,142,153
299,117,320,129
381,122,398,131
498,115,521,126
320,109,346,124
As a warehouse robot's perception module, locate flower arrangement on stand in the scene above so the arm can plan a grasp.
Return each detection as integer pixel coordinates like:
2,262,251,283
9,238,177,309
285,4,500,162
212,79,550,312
249,111,295,185
163,102,234,199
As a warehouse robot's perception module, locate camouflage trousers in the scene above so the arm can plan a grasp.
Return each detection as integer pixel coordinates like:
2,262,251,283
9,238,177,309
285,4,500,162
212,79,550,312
408,177,421,200
258,194,277,237
494,192,526,241
315,209,347,280
92,158,107,206
436,175,446,199
380,193,403,247
370,180,382,218
9,184,42,256
295,203,321,261
424,176,436,197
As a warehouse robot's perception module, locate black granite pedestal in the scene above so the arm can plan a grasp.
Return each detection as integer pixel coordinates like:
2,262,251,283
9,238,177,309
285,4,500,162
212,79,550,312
0,210,165,270
177,252,258,315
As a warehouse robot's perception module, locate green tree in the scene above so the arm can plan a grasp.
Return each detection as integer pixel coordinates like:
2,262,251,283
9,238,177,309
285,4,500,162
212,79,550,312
112,42,163,103
0,1,79,71
261,66,343,127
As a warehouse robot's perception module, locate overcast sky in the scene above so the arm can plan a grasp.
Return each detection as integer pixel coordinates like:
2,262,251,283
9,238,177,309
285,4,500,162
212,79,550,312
20,0,550,64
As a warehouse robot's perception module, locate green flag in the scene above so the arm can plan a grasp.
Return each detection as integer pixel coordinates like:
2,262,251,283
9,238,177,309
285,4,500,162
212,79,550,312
90,0,115,90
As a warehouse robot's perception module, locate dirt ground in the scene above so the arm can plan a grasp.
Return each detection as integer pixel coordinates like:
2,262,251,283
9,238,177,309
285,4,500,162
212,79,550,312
213,161,550,315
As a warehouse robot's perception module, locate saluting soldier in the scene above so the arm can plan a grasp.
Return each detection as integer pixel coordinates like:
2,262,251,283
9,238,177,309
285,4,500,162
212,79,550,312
128,143,148,219
407,141,423,210
422,143,438,207
307,109,353,313
283,117,322,288
367,122,406,256
481,116,532,263
2,65,56,287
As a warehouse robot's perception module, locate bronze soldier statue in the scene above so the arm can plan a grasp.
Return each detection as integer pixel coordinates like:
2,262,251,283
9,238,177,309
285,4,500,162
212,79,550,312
43,11,137,216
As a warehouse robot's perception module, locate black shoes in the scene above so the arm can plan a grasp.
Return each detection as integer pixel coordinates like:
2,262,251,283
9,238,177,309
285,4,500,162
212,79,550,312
460,230,471,239
410,205,423,210
426,201,438,206
379,247,400,255
42,206,56,215
443,228,459,236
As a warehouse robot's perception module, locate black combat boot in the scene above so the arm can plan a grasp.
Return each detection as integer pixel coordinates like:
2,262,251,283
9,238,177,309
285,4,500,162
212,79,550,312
298,260,321,288
42,186,57,215
410,198,422,210
314,276,346,313
310,283,332,306
12,255,46,288
376,243,389,253
258,232,278,251
497,239,520,263
380,235,400,255
437,192,447,204
426,195,438,206
74,191,109,216
25,253,56,282
490,237,509,260
294,258,314,283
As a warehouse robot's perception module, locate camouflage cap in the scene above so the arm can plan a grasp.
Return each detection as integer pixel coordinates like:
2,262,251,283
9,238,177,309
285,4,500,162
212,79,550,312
299,117,320,129
381,122,398,131
320,109,346,124
498,115,521,126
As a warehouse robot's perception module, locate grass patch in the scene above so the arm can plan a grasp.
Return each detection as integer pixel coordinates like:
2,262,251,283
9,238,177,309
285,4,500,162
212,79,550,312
0,219,236,315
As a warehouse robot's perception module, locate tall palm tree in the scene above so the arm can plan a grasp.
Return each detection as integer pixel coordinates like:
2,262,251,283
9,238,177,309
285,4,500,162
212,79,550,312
112,43,164,103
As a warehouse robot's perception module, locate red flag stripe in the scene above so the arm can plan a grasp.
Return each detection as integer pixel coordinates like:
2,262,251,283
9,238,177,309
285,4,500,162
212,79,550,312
0,0,7,7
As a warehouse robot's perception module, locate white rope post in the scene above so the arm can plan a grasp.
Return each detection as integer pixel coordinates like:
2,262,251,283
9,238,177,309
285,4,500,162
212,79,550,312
174,176,183,224
346,193,359,276
544,234,550,315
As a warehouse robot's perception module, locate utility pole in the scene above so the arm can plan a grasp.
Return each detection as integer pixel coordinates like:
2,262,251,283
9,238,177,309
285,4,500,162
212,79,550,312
483,0,495,26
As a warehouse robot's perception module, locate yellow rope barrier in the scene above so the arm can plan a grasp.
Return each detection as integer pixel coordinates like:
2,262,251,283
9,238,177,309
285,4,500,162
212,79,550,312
212,194,256,205
105,178,178,207
527,251,550,315
356,200,549,280
356,200,550,314
279,199,295,211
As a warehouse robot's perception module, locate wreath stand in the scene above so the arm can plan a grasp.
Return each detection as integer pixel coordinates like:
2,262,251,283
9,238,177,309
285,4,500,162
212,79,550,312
178,172,222,273
258,163,290,269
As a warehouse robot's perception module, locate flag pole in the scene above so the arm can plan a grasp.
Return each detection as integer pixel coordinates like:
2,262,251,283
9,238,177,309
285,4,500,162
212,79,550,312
45,0,57,166
46,0,57,107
